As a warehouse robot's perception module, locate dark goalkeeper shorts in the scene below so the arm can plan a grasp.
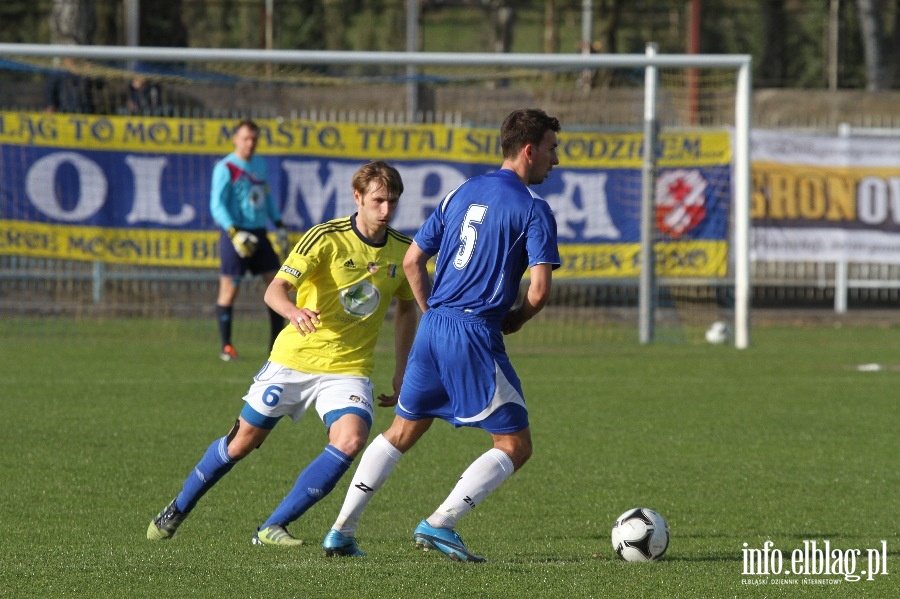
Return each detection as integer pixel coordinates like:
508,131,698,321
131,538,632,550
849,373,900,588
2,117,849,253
219,227,281,277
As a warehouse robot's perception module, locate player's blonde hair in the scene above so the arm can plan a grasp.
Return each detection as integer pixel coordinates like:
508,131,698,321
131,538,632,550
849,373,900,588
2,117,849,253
352,161,404,199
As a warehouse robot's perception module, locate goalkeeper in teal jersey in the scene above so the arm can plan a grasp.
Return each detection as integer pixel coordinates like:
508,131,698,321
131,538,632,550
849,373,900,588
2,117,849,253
210,119,290,362
147,161,418,547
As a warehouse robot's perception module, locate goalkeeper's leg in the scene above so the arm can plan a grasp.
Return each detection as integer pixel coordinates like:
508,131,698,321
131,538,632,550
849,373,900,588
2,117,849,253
216,275,241,360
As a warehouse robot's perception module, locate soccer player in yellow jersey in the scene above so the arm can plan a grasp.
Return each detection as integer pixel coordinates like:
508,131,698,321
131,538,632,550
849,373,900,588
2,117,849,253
147,161,417,547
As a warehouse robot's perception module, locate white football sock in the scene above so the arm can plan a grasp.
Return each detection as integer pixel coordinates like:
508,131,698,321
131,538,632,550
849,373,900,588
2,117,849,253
332,434,402,536
427,448,514,529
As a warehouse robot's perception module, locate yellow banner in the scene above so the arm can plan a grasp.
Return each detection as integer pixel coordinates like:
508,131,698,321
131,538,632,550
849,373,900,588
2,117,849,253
557,241,728,278
0,111,731,167
2,219,727,277
751,161,900,225
1,220,219,267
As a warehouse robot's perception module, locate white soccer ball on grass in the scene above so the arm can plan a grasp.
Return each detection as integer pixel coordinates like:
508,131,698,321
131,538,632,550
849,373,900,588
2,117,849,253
705,321,730,344
611,507,670,562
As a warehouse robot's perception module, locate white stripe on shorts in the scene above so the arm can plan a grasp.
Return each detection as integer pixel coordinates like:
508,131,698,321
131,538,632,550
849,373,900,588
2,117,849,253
455,362,526,424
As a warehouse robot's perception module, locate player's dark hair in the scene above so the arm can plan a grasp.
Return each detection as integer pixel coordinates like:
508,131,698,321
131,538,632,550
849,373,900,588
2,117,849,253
235,119,259,134
500,109,561,159
353,161,404,199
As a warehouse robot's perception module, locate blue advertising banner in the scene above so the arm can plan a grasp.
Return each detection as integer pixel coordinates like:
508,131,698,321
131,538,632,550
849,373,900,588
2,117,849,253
0,112,732,276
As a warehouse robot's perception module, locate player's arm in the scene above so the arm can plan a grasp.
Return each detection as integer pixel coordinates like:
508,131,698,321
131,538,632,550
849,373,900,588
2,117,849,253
377,297,418,408
209,164,234,231
502,263,552,335
264,277,321,337
210,165,258,257
402,241,433,314
260,179,290,256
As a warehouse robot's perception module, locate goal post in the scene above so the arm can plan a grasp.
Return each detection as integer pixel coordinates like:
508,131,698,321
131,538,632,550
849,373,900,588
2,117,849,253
0,43,751,348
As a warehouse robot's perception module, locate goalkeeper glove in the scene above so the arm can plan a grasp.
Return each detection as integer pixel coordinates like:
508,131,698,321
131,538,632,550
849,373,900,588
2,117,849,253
228,226,258,258
275,221,290,258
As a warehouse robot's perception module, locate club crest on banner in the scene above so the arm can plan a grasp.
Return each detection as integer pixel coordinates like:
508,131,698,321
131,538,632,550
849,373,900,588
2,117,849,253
655,169,709,238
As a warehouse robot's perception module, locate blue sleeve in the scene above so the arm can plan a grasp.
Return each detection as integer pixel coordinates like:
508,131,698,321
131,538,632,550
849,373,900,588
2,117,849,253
413,200,446,256
209,160,233,231
527,200,561,269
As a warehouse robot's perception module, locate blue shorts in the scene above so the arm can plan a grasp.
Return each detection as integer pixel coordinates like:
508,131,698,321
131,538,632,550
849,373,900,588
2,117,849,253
219,228,281,278
396,306,529,434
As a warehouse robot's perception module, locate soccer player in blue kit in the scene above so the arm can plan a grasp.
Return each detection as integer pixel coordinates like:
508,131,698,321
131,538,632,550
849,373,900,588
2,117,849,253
210,119,289,361
323,108,561,562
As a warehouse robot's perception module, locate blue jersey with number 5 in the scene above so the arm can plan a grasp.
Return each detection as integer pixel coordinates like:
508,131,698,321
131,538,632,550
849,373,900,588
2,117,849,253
414,168,560,322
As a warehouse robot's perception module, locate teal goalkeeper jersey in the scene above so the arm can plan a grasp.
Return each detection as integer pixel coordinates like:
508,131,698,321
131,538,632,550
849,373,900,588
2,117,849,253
269,215,414,377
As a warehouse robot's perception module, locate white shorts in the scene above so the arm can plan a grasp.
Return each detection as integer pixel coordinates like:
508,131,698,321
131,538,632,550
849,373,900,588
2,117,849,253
241,361,375,430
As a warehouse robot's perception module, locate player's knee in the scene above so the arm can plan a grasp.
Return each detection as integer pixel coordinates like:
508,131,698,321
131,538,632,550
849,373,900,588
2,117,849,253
513,442,533,470
226,419,241,444
226,438,263,460
332,432,368,457
225,419,265,459
498,436,532,471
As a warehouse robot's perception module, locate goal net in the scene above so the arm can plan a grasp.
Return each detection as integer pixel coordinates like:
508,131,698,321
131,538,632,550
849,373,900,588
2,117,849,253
0,45,750,350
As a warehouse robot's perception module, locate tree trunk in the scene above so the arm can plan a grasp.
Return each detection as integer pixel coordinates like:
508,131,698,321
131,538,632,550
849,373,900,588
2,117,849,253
140,0,188,48
492,3,516,53
589,0,623,89
323,0,347,51
596,0,622,55
888,0,900,87
855,0,886,90
50,0,95,45
760,0,786,87
543,0,558,55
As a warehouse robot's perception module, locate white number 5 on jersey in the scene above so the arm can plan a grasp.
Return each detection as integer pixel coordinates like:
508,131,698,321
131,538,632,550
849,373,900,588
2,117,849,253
454,204,488,270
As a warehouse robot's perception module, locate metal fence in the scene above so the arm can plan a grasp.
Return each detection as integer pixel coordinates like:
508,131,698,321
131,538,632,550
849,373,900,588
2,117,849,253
2,44,898,320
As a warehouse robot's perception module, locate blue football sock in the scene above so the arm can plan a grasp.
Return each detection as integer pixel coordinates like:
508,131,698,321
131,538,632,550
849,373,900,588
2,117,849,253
175,436,237,514
261,445,352,529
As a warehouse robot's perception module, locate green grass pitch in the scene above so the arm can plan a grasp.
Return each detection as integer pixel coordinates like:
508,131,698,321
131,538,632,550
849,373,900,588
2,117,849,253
0,318,898,598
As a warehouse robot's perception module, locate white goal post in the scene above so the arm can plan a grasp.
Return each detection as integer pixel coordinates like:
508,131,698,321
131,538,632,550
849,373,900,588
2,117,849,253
0,43,751,348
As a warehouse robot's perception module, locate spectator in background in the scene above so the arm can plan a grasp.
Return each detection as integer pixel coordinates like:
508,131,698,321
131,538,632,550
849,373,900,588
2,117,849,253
125,77,166,116
44,57,94,114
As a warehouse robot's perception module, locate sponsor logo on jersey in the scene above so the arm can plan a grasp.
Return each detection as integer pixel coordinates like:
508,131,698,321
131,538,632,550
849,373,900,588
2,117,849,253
344,258,356,268
339,281,381,318
280,265,302,278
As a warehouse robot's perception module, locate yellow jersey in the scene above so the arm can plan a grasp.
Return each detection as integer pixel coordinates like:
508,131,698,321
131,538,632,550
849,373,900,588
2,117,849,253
269,215,414,377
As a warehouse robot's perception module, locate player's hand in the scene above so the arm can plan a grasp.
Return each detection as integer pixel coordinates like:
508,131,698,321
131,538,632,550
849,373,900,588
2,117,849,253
377,373,403,407
275,225,290,258
501,308,525,335
289,308,321,336
228,227,258,258
377,390,399,408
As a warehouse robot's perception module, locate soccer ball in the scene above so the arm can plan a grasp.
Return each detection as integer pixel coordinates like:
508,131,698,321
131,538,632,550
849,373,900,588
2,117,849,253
611,508,670,562
705,321,730,344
